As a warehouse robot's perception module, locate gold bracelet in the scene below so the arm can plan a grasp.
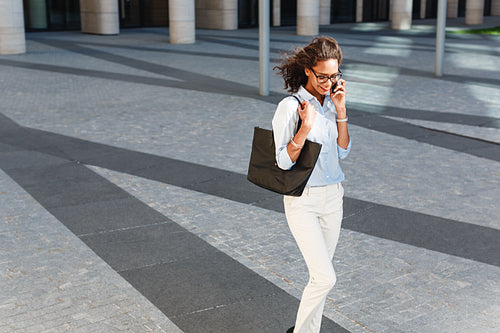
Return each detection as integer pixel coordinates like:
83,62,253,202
290,138,303,149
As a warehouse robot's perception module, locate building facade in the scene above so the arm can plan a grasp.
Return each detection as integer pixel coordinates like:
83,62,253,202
1,0,499,54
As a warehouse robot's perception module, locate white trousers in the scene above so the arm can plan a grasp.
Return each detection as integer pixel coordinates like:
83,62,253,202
284,183,344,333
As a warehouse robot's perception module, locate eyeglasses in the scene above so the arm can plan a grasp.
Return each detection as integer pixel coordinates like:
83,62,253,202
310,68,342,84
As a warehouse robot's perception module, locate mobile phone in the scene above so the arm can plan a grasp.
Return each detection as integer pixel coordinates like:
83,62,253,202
331,82,338,93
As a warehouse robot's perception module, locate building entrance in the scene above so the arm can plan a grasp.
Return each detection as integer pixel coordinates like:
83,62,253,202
332,0,356,22
23,0,80,31
119,0,142,27
362,0,389,22
23,0,169,31
119,0,169,27
281,0,297,26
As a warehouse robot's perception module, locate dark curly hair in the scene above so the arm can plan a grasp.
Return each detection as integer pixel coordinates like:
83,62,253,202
274,36,343,93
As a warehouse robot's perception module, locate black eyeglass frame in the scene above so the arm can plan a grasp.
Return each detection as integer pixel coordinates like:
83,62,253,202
310,68,342,84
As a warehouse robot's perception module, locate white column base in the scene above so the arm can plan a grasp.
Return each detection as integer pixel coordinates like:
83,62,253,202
273,0,281,26
170,21,196,44
297,0,319,36
319,0,331,25
195,0,237,30
79,0,119,35
356,0,363,23
465,0,484,25
170,0,195,44
447,0,459,18
391,0,413,30
0,0,26,55
492,0,500,16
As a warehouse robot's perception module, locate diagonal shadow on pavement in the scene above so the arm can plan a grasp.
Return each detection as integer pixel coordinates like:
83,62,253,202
1,113,499,268
0,113,346,333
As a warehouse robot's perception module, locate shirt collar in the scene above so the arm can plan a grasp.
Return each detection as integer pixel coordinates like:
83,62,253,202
296,86,315,103
296,85,334,111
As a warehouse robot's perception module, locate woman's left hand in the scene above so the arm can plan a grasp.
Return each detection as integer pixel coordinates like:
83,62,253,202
330,79,347,116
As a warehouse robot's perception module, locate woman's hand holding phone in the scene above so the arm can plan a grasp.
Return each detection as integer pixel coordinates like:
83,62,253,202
330,79,347,116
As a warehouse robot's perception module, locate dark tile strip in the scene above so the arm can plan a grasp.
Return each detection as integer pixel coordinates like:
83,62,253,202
347,108,500,162
0,58,262,102
1,114,498,267
347,102,500,129
341,198,500,266
418,126,500,145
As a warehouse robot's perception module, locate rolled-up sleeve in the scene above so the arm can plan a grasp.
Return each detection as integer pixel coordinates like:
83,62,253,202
272,97,300,170
337,139,351,160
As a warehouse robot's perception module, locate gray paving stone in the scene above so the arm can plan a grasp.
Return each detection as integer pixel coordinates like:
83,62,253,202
1,17,499,333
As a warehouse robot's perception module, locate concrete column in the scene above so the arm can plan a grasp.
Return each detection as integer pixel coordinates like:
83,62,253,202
28,0,48,29
420,0,427,18
391,0,413,30
0,0,26,55
273,0,281,26
447,0,459,18
319,0,331,24
490,0,500,15
297,0,320,36
356,0,363,22
169,0,195,43
80,0,119,35
196,0,237,30
465,0,484,24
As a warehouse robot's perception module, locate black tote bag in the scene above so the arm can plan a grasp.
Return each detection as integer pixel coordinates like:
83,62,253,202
247,96,322,197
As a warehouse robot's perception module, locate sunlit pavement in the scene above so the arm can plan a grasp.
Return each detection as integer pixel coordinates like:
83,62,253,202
1,17,499,332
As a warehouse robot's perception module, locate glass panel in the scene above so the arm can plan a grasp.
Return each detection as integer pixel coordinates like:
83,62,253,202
363,0,389,22
458,0,466,17
25,0,80,30
425,0,438,18
238,0,258,28
65,0,80,29
120,0,142,27
413,0,421,19
378,0,389,20
281,0,297,26
47,0,65,29
332,0,356,23
24,0,48,29
484,0,491,15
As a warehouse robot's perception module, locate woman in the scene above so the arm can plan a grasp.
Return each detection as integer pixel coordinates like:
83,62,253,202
273,36,351,333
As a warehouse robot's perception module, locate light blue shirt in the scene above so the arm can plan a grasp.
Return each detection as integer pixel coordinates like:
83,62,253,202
272,86,351,187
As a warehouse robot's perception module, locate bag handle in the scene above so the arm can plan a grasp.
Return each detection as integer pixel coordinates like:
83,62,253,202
292,95,303,133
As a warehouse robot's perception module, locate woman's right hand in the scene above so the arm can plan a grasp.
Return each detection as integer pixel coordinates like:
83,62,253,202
288,100,315,162
298,101,316,130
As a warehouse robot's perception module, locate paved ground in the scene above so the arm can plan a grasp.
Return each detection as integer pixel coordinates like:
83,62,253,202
1,17,499,332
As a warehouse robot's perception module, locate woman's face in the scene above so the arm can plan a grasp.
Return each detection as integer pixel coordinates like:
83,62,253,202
304,58,339,100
